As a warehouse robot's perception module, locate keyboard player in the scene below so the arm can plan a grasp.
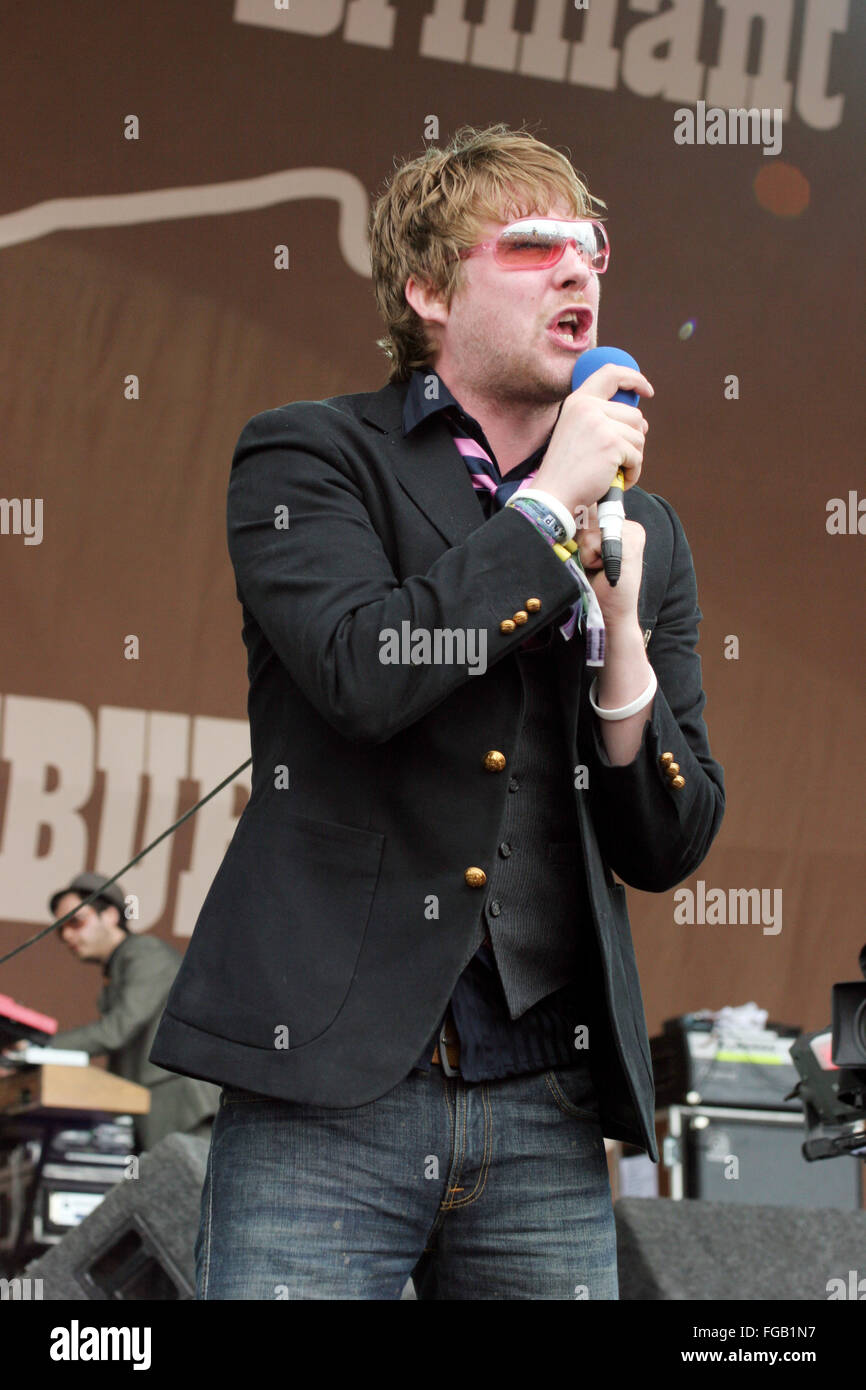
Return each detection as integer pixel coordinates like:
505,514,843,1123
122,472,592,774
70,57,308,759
2,872,219,1151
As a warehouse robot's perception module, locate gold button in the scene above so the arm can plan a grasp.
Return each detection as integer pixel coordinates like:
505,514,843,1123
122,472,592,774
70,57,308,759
670,775,685,790
660,752,674,767
464,867,487,888
666,762,680,776
526,598,541,612
483,750,506,773
513,610,528,625
500,619,516,634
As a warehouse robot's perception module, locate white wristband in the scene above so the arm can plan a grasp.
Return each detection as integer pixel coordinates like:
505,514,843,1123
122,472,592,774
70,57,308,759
588,667,657,721
509,488,577,540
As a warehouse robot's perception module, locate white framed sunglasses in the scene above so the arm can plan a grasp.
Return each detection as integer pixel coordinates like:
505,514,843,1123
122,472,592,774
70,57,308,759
459,217,610,273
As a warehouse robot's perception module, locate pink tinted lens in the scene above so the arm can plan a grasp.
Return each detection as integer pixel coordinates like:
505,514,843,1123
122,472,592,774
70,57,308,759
495,223,607,270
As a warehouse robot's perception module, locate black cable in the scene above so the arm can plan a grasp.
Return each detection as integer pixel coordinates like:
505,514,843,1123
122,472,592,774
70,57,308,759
0,756,252,968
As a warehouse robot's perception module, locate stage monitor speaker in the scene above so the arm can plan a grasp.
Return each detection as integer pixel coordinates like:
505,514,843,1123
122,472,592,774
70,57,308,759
656,1104,862,1208
24,1133,209,1300
615,1196,866,1300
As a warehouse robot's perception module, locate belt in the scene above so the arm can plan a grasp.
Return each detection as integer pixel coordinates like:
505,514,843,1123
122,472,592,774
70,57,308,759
430,1008,461,1075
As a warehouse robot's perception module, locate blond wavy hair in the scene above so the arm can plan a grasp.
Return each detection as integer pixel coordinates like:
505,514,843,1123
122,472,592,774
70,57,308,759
369,123,605,383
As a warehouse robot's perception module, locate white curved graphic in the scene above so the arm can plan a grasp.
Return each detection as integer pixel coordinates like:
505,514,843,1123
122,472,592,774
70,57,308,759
0,167,372,276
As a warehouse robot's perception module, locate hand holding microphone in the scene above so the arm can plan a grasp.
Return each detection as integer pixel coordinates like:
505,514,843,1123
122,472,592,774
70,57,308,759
532,351,653,589
570,347,643,586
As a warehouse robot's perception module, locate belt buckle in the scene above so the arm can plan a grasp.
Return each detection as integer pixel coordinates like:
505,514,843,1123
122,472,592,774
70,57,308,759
438,1017,460,1077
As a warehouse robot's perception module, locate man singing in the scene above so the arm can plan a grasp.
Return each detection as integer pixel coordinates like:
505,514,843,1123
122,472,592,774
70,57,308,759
151,124,724,1300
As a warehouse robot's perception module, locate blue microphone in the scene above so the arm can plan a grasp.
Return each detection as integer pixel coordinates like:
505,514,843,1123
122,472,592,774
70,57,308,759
571,346,641,587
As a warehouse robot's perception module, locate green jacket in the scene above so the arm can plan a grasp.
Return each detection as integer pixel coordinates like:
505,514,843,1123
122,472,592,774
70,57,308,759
45,933,219,1150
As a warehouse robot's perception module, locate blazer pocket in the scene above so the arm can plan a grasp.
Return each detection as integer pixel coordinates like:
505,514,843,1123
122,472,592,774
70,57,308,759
178,804,385,1051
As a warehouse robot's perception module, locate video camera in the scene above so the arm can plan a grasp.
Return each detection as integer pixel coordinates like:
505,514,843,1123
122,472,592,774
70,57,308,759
788,944,866,1162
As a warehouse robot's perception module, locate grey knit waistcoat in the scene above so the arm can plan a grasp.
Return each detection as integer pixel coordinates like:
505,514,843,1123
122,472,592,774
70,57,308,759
481,637,592,1020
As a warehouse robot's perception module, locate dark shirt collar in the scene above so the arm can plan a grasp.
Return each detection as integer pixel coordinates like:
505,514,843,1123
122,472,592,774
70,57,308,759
402,366,464,436
402,368,556,477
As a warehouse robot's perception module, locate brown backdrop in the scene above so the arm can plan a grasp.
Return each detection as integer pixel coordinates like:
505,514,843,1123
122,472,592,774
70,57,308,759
1,2,863,1072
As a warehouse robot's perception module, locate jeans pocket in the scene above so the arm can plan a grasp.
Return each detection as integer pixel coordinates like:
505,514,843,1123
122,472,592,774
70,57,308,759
544,1065,600,1121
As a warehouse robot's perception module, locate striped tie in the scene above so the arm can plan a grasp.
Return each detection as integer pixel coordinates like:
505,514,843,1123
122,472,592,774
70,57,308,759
450,433,539,510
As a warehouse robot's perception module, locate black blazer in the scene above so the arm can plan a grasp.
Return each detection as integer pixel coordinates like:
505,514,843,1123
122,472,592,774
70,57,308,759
150,379,725,1159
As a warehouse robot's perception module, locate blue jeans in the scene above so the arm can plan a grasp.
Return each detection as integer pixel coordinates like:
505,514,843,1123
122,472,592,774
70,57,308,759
195,1063,618,1300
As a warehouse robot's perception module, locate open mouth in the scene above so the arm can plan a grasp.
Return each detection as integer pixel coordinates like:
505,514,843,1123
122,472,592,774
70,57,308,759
547,307,593,349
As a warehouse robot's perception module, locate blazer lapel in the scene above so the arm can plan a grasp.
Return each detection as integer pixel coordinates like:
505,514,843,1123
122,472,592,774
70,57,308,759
361,381,492,549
